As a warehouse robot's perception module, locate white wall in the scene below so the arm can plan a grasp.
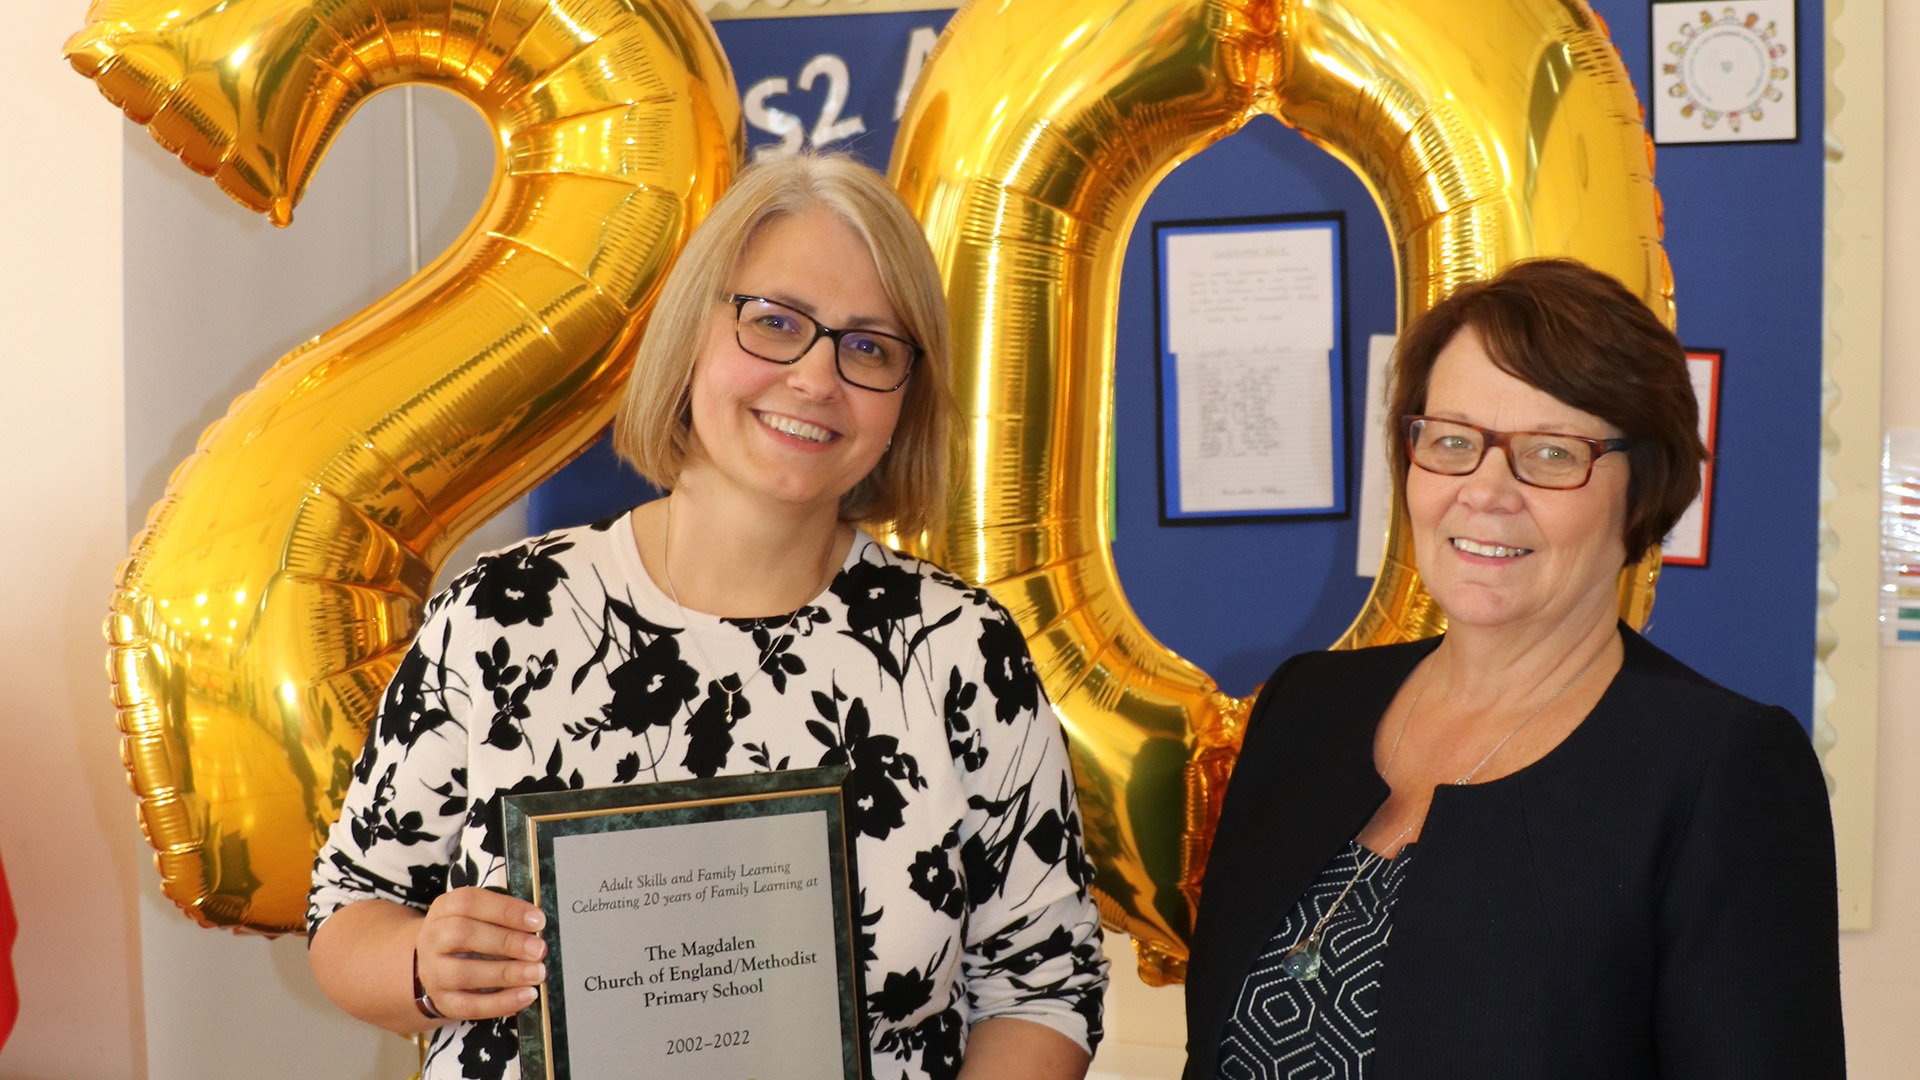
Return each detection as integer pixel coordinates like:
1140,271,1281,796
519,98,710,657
1837,0,1920,1072
118,84,507,1080
0,6,137,1078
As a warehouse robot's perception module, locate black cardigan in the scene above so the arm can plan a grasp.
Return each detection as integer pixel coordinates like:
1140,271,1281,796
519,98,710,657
1184,627,1844,1079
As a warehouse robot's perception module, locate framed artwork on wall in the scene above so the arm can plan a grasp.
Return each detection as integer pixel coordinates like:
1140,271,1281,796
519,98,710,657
1663,348,1723,566
1650,0,1798,145
1152,213,1349,524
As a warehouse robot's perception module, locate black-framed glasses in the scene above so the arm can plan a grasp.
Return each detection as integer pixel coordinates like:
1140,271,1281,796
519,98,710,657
1405,416,1631,490
727,295,921,392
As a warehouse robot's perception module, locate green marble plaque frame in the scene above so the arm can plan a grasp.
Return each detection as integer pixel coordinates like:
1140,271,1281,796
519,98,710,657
504,765,865,1080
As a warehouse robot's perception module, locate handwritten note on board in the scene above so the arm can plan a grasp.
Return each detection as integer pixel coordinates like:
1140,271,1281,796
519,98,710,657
1165,228,1335,354
1175,350,1333,513
1158,218,1344,518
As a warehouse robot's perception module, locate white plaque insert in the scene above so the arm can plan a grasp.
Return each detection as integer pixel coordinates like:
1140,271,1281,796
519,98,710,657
548,810,846,1080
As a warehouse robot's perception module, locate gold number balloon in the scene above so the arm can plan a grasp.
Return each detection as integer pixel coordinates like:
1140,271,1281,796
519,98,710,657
69,0,741,932
891,0,1667,982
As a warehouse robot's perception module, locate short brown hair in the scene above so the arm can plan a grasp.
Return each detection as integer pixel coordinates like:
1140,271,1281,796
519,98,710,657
1386,258,1707,562
612,154,957,537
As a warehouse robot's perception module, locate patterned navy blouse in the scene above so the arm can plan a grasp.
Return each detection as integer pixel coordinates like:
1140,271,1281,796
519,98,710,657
308,514,1107,1080
1215,841,1417,1079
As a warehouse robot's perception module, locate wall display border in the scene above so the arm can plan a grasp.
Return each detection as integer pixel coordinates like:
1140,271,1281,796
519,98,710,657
1820,0,1883,930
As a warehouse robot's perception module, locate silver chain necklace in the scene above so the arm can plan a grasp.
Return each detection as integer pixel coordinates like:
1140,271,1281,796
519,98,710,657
1278,637,1610,981
659,495,839,716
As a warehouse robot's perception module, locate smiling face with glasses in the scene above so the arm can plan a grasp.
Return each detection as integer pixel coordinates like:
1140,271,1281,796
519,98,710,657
1405,327,1632,635
683,206,916,519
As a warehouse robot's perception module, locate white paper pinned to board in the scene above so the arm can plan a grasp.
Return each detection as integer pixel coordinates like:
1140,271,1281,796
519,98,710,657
1159,220,1343,518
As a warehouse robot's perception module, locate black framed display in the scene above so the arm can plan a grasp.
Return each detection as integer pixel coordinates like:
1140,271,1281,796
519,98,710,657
505,766,865,1080
1650,0,1799,146
1152,212,1349,524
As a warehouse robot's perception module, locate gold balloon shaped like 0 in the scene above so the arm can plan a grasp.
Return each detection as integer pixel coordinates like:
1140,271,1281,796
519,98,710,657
69,0,742,932
891,0,1667,982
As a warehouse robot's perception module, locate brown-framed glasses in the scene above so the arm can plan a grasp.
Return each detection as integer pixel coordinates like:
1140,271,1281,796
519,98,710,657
1404,416,1630,490
728,295,920,392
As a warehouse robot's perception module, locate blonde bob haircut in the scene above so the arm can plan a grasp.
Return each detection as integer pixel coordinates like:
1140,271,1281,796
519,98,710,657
612,154,956,538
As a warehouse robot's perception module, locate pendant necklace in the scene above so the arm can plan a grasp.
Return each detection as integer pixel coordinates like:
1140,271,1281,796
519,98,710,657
1278,637,1610,981
659,494,839,717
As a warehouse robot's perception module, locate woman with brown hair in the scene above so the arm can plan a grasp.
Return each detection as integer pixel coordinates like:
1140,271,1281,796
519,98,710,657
1184,259,1843,1078
306,155,1107,1080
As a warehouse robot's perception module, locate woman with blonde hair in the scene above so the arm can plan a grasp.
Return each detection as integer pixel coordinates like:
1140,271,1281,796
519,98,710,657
308,155,1108,1080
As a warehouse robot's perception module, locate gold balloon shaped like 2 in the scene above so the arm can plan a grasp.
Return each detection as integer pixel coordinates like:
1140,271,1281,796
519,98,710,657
890,0,1667,982
68,0,742,932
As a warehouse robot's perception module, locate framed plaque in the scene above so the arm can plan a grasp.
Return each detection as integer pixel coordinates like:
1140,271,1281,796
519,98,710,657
505,766,866,1080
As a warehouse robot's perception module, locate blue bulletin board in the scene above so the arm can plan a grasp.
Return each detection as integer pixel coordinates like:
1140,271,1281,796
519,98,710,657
531,0,1824,733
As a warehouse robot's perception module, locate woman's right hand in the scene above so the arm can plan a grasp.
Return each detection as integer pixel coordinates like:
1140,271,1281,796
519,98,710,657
412,886,549,1022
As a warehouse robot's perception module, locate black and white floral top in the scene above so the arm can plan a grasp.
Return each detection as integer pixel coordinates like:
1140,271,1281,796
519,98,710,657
308,513,1108,1080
